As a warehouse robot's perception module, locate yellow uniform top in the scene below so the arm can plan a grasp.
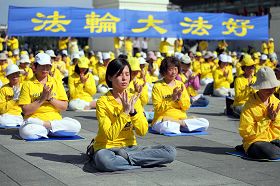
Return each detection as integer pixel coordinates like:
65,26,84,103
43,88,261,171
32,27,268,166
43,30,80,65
152,79,190,124
18,75,68,121
178,74,198,97
89,56,97,72
192,58,203,75
198,41,208,51
0,37,5,51
50,66,63,82
213,67,233,89
125,39,133,53
68,72,96,102
174,39,183,53
233,75,256,106
239,93,280,152
268,42,274,54
52,60,67,77
114,37,121,49
200,62,213,79
7,38,19,51
156,57,163,68
58,38,69,50
261,42,268,54
159,41,172,54
96,65,107,85
19,67,33,83
93,91,148,151
127,78,148,107
0,83,22,116
0,63,8,85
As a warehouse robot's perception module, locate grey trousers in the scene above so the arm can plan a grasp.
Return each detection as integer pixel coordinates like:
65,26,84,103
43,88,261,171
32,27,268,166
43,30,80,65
92,145,176,172
247,140,280,160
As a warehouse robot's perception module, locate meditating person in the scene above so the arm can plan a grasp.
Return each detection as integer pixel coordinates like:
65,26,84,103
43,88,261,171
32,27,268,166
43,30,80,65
68,56,97,111
151,56,209,134
232,56,256,116
239,66,280,160
89,58,176,172
0,64,24,127
18,53,81,140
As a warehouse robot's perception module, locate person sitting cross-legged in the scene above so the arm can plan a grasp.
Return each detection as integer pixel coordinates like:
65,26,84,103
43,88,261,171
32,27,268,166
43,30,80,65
239,66,280,160
89,58,176,172
151,56,209,134
0,64,24,127
19,53,81,140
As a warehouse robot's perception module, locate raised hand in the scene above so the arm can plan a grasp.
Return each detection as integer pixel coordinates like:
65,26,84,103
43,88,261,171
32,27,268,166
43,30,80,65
129,93,141,114
40,84,53,102
134,81,143,94
12,85,20,100
80,73,89,84
119,90,132,114
267,103,280,121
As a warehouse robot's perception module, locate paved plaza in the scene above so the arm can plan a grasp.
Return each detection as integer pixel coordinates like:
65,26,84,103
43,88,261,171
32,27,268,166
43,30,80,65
1,96,280,186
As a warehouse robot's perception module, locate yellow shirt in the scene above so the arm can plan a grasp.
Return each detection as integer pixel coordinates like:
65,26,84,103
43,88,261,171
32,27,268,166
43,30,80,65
0,63,8,85
192,58,203,75
213,67,233,89
68,73,96,102
0,83,22,116
7,38,19,51
18,75,68,121
19,67,33,83
52,60,67,77
114,37,121,49
198,41,208,51
50,66,63,82
89,56,97,72
159,41,172,54
200,62,213,79
58,38,69,50
93,91,148,151
239,93,280,152
152,79,190,124
174,39,183,53
0,37,5,51
127,78,148,107
96,65,107,85
125,39,133,55
261,42,268,54
268,41,274,54
233,75,256,106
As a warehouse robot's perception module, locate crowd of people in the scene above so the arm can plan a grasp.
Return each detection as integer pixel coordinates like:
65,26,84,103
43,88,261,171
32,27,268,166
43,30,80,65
0,35,280,172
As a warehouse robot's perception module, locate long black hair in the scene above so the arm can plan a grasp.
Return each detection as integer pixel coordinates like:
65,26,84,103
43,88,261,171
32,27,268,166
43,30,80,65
105,58,131,88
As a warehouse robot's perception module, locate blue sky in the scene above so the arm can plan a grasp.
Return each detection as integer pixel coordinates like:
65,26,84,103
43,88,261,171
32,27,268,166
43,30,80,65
0,0,93,25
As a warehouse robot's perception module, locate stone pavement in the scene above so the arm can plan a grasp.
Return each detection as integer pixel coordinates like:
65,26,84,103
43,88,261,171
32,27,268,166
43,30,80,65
1,96,280,186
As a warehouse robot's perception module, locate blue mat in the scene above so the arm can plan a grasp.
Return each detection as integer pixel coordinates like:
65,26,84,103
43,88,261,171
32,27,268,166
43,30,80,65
19,135,84,142
0,125,20,129
226,151,280,162
148,127,208,137
190,105,208,108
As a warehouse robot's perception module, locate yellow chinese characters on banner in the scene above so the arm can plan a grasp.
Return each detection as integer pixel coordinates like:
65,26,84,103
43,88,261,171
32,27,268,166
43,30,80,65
180,16,213,36
132,15,167,34
222,18,254,37
31,11,71,32
84,12,120,33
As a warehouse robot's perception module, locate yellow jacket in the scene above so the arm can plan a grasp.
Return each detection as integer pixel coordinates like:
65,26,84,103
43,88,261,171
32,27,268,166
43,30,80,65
93,91,148,151
159,41,172,53
213,67,233,89
268,42,274,54
127,78,148,107
7,38,19,51
239,93,280,152
233,75,256,106
200,62,213,79
96,65,107,85
18,75,68,121
0,83,22,116
152,79,190,124
261,42,268,54
19,67,33,83
0,37,5,51
174,39,183,53
68,72,96,102
58,38,69,50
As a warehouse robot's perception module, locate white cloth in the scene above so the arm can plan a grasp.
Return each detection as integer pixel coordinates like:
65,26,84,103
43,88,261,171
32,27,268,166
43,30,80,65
141,40,148,50
0,114,24,127
200,78,213,86
69,99,90,111
152,118,209,134
97,84,109,94
19,117,81,140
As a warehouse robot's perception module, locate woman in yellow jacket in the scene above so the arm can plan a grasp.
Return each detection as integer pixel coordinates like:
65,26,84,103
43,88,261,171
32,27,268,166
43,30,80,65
68,57,97,111
90,58,176,172
213,54,234,97
18,54,33,83
0,53,9,87
18,53,81,140
0,64,24,127
239,67,280,160
151,57,209,134
232,57,256,116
